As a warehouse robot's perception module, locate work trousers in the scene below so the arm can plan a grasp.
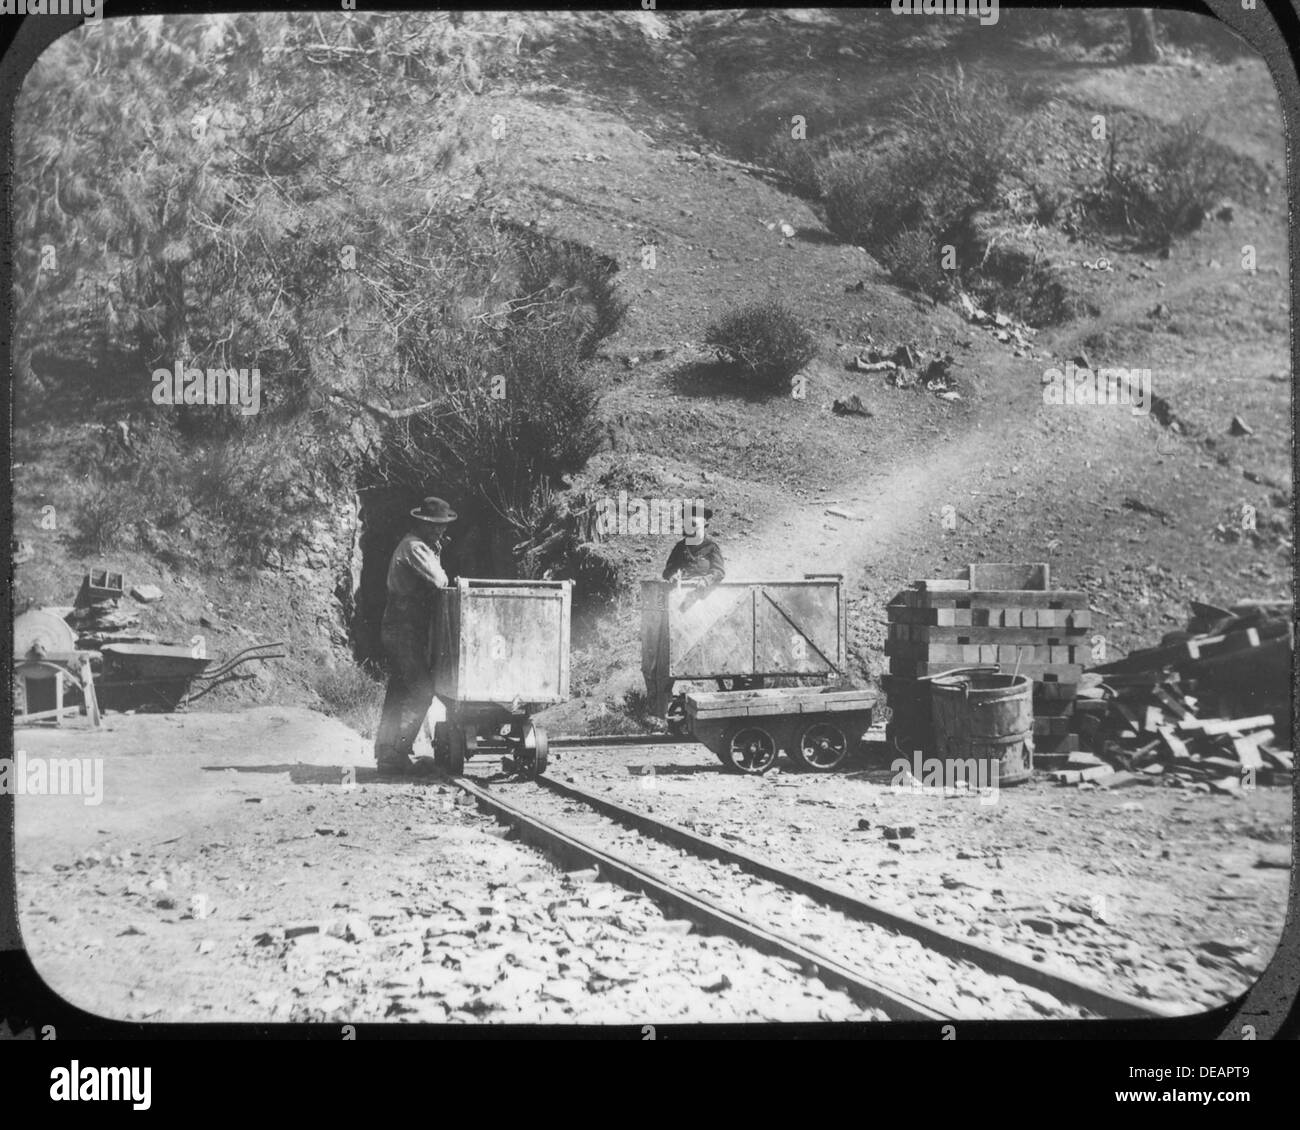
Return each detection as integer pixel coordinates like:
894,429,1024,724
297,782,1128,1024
374,619,436,764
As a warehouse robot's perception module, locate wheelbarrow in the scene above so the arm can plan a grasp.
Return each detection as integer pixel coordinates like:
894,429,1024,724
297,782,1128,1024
97,641,286,712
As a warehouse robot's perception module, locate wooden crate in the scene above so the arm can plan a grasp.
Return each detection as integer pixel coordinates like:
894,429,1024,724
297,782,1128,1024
432,579,571,706
967,562,1050,590
642,575,846,682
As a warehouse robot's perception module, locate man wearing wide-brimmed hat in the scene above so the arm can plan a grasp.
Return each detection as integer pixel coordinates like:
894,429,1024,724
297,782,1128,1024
374,497,457,774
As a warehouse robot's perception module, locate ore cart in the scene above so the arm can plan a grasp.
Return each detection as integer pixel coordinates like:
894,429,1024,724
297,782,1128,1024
686,685,877,775
641,574,848,733
431,578,571,777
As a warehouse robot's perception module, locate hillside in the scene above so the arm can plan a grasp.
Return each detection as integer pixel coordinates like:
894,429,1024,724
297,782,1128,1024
9,9,1290,739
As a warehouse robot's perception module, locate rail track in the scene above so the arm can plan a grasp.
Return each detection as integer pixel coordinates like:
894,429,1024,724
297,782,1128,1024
450,769,1178,1022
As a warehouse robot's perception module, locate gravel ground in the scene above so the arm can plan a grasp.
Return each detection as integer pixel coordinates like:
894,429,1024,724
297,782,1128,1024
489,773,1090,1019
14,710,1289,1025
534,737,1291,1014
15,712,878,1025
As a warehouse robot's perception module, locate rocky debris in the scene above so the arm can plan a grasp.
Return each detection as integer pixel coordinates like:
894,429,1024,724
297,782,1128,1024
831,395,873,418
848,354,896,373
957,291,1037,349
1122,496,1171,523
130,584,163,603
66,598,149,649
892,343,920,369
847,344,957,399
1228,414,1254,437
1254,845,1289,870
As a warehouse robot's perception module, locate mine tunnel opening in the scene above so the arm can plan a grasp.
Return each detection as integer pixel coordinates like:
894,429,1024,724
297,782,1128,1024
348,485,522,668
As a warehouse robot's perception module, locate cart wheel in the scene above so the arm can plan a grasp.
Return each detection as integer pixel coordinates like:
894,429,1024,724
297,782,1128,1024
515,723,548,777
665,695,689,738
440,725,466,776
722,726,778,775
796,720,850,772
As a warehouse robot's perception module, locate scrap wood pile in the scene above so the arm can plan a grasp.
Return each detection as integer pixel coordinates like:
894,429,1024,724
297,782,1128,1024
1058,599,1293,791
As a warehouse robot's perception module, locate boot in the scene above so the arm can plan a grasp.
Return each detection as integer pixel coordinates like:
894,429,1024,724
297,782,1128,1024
376,753,413,775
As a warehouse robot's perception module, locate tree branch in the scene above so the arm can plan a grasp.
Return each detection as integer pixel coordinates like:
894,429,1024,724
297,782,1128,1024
327,387,439,420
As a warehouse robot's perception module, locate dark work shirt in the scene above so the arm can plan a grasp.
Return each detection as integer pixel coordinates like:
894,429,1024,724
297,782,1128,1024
662,536,725,584
381,533,449,634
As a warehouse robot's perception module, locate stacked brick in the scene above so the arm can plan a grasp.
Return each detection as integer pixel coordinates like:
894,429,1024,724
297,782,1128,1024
882,564,1092,757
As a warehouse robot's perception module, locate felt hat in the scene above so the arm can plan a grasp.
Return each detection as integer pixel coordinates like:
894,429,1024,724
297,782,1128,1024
410,497,458,524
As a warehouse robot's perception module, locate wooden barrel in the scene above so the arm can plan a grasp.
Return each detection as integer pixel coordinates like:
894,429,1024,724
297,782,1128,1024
929,672,1034,787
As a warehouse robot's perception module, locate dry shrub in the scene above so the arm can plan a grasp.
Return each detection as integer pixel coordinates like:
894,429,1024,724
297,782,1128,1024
313,661,387,738
704,299,816,392
1083,117,1236,247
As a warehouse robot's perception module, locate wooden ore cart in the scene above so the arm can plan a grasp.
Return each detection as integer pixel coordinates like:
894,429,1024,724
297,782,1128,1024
686,684,877,775
431,578,571,777
642,574,875,773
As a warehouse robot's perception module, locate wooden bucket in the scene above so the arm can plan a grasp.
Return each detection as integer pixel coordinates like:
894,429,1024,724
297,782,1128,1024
884,665,999,757
929,672,1034,787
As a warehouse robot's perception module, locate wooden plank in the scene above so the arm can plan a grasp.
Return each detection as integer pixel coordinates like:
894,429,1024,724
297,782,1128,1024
15,704,84,723
1157,726,1190,759
1178,714,1274,736
1229,599,1293,615
887,606,982,628
888,659,1083,681
909,591,1090,610
1152,685,1194,721
900,627,1087,645
1261,748,1293,770
888,639,1074,665
968,562,1049,591
1231,731,1270,769
1050,764,1112,784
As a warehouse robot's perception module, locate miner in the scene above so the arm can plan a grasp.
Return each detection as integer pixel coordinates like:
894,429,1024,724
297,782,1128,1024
373,496,457,774
662,506,725,586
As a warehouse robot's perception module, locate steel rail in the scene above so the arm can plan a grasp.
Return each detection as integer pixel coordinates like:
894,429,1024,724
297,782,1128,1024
531,773,1176,1021
452,776,947,1020
548,733,683,748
